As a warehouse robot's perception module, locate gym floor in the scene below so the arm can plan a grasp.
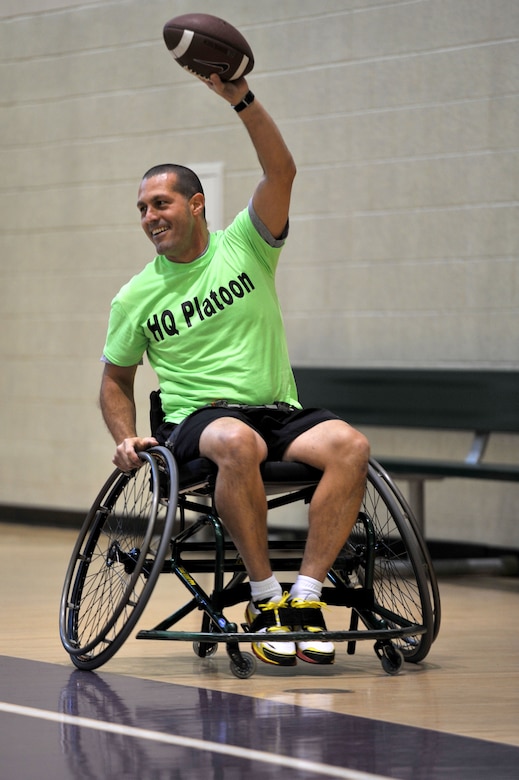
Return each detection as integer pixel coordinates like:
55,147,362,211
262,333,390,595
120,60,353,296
1,522,518,779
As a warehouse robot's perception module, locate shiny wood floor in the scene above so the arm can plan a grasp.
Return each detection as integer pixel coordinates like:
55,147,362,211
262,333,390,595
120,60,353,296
2,521,518,754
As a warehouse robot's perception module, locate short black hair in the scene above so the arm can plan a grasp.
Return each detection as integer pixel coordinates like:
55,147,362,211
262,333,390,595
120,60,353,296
141,163,205,201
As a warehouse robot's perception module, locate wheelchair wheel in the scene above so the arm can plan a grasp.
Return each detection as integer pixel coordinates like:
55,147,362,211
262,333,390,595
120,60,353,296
341,461,436,663
60,446,177,670
370,458,441,642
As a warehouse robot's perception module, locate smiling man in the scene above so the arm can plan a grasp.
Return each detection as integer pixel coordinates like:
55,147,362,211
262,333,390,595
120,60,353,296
137,165,208,263
99,74,370,668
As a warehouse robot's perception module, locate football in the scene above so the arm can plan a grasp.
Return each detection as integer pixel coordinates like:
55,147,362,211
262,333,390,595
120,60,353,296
163,13,254,82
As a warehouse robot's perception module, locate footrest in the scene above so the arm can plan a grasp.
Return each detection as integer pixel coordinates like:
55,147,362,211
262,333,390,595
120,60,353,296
136,624,426,643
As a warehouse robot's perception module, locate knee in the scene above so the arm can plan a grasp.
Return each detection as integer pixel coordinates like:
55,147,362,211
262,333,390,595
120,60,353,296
334,424,370,474
203,421,267,469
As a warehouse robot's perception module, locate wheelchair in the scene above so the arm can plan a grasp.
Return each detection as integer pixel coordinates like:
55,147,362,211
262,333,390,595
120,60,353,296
60,407,441,679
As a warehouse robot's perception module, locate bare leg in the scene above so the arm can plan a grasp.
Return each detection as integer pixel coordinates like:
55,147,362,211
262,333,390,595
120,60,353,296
198,417,271,581
199,417,298,666
283,420,370,581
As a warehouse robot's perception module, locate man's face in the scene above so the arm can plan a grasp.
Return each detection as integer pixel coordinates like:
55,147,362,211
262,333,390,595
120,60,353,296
137,173,199,262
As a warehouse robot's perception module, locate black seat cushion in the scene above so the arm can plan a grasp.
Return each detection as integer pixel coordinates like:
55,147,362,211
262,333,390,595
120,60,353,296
177,457,322,494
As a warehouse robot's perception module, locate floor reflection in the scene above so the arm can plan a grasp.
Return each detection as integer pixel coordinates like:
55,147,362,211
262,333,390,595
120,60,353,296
1,657,518,780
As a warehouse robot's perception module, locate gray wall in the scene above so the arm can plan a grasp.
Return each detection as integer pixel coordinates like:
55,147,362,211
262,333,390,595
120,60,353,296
1,0,517,546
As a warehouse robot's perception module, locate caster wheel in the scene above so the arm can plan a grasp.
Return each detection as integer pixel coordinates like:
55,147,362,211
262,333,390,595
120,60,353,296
230,652,257,679
193,641,218,658
381,646,404,675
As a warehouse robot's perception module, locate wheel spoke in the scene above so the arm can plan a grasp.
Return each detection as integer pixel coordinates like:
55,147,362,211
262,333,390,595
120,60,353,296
342,464,435,663
60,448,177,669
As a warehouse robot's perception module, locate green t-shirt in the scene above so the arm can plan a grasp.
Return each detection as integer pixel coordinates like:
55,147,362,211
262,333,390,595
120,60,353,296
103,206,300,423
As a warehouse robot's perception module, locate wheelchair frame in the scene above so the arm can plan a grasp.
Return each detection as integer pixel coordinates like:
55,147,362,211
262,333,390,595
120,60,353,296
60,447,440,679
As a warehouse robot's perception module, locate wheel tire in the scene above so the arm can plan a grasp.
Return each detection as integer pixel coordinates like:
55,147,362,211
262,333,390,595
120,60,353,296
59,447,177,670
193,641,218,658
342,462,435,663
370,458,441,642
380,645,404,675
230,652,257,679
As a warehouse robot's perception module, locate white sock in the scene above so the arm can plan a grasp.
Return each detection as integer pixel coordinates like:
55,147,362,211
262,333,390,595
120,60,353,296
250,575,282,605
290,574,323,602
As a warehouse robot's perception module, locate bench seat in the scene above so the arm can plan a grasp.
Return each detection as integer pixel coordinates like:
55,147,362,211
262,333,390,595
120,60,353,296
293,367,519,534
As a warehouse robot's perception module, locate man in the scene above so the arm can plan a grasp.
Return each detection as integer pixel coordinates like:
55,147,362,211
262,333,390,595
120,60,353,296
100,74,370,667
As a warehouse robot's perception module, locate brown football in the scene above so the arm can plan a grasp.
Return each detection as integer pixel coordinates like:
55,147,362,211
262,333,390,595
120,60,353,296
163,13,254,82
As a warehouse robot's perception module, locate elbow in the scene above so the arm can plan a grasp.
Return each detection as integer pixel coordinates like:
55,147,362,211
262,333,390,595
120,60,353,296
276,156,296,193
286,156,297,185
271,150,296,186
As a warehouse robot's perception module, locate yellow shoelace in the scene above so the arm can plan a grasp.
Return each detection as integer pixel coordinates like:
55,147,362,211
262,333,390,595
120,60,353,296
255,591,292,630
256,591,292,610
288,597,329,634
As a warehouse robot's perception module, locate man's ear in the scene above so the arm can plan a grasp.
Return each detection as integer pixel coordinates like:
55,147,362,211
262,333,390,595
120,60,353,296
190,192,205,216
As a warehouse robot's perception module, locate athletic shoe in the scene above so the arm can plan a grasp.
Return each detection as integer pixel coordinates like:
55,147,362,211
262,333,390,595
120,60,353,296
289,597,335,664
245,592,296,666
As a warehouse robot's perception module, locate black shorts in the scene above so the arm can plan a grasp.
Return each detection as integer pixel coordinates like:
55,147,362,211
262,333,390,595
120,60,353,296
154,405,341,465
